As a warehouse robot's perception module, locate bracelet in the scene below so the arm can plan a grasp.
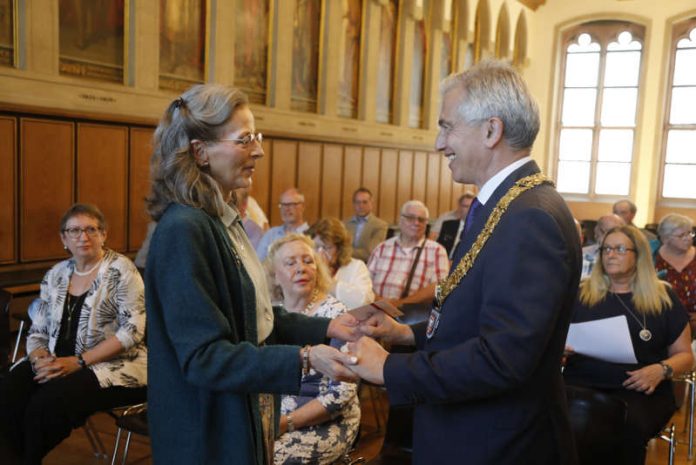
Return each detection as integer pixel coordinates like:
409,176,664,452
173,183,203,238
301,345,312,377
286,414,295,433
76,353,87,369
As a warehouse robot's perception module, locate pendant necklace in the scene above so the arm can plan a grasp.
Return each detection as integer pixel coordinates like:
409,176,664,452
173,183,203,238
612,292,652,341
63,293,83,341
302,289,320,315
73,258,102,277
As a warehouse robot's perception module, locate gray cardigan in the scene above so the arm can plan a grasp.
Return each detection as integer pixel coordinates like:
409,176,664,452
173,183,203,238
146,203,329,465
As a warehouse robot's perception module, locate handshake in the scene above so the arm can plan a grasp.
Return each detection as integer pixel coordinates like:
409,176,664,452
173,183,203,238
308,301,416,385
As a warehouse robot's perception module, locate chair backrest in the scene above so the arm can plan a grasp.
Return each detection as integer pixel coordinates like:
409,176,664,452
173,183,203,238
566,385,627,465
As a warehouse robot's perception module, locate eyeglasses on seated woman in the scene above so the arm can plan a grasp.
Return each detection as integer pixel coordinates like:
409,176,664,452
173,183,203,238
0,203,147,465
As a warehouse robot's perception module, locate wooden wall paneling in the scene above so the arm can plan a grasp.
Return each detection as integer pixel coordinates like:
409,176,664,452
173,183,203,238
451,181,464,210
342,146,363,219
438,153,453,216
77,123,129,252
20,119,74,261
379,149,398,224
128,127,155,251
412,151,427,202
0,117,16,263
270,140,298,226
253,138,273,218
362,147,381,214
297,142,322,225
321,144,344,220
396,150,413,212
425,153,440,216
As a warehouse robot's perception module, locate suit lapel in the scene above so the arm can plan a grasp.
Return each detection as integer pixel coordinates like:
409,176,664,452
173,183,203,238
451,161,541,266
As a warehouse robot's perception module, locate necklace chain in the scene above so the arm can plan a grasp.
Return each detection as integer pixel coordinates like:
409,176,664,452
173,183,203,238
611,291,652,342
302,289,320,315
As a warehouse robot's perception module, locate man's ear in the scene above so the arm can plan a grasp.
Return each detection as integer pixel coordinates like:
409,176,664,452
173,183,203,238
483,117,504,148
191,139,208,167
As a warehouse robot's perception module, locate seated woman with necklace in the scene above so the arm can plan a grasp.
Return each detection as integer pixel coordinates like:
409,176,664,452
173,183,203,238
266,234,360,465
0,203,147,465
564,225,693,465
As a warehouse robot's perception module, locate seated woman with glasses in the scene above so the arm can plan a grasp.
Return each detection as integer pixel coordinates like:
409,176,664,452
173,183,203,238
265,234,360,465
655,214,696,334
309,217,374,309
564,225,693,465
0,203,147,465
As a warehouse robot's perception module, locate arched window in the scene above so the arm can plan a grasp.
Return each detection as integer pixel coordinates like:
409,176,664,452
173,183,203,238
554,21,645,197
661,17,696,200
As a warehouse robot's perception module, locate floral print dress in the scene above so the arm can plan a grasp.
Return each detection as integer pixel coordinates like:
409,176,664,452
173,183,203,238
273,295,361,465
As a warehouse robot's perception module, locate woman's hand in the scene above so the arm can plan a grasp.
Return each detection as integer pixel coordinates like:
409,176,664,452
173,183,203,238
327,312,361,342
33,356,82,384
308,344,359,382
561,345,575,367
623,364,665,395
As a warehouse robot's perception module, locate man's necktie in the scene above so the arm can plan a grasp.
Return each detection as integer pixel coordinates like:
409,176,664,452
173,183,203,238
462,197,482,237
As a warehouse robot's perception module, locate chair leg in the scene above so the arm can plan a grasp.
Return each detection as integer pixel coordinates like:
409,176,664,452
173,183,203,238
688,373,695,460
83,417,107,459
11,320,24,363
111,427,123,465
121,431,133,465
660,423,676,465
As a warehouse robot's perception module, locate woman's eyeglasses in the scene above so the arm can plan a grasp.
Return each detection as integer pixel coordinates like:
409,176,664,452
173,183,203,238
62,226,101,239
673,231,696,240
219,132,263,146
600,245,636,256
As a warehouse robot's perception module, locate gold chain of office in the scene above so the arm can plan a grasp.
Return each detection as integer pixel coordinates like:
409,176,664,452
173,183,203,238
435,173,553,307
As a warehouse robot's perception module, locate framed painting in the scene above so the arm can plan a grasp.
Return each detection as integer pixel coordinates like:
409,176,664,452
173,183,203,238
159,0,207,93
58,0,125,83
234,0,269,104
376,0,398,123
409,16,426,128
0,0,13,67
291,0,321,113
337,0,362,118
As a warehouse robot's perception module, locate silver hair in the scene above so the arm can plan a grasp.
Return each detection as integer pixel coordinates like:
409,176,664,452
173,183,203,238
400,200,430,219
658,213,694,241
281,188,305,203
440,59,540,150
613,199,637,215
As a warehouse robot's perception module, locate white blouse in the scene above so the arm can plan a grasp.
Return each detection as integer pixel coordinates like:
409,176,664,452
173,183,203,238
333,259,375,309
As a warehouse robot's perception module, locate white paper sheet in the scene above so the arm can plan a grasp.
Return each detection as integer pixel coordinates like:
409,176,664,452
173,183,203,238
566,315,638,364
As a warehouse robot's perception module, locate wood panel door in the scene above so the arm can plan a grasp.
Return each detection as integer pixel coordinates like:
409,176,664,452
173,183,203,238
129,127,154,251
77,124,128,252
396,150,413,215
342,146,363,219
297,142,322,225
270,140,298,226
0,117,16,263
20,118,74,262
379,149,398,224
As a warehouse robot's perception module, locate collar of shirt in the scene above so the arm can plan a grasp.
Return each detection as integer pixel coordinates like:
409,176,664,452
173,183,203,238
353,214,370,224
396,235,426,253
283,222,309,234
476,156,533,206
220,203,242,228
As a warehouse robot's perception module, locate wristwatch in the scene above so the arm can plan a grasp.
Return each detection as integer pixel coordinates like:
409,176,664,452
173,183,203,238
286,414,296,433
77,353,87,369
659,361,673,380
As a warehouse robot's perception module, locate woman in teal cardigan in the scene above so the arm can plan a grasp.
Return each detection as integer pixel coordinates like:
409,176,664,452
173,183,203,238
145,85,359,465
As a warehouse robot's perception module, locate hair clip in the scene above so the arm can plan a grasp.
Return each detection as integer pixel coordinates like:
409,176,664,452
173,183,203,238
173,97,185,110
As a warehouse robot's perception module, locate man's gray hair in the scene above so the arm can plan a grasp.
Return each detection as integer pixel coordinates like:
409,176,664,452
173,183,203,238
440,60,540,150
401,200,430,219
613,199,637,215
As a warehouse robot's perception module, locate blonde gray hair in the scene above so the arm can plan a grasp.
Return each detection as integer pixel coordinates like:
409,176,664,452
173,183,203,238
147,84,249,220
440,59,539,150
264,233,332,302
658,214,694,242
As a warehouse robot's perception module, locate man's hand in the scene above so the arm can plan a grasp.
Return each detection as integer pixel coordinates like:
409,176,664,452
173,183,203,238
308,344,359,382
327,312,361,342
347,336,389,385
359,311,415,346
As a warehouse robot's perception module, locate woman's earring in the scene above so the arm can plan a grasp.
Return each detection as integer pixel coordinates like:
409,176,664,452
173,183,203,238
63,245,68,250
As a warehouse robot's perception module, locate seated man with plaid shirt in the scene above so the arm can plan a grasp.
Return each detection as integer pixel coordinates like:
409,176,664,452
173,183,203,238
368,200,450,308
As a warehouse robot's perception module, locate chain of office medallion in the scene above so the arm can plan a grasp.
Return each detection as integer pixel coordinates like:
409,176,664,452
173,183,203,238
436,173,553,306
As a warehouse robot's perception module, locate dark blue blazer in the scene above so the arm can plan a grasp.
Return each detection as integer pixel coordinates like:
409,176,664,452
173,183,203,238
384,161,582,465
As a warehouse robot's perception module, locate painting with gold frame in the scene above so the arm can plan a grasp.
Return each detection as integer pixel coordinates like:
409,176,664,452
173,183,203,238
58,0,124,83
234,0,269,104
376,0,398,124
0,0,13,67
337,0,362,118
159,0,207,93
291,0,321,113
440,31,452,83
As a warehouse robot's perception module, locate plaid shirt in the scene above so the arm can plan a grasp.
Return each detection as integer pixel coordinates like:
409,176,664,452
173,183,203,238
368,236,450,300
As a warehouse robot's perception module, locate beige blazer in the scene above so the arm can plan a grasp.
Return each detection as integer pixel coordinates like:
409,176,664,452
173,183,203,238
344,214,389,262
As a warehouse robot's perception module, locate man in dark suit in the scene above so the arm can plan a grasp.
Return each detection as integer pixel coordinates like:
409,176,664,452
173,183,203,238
348,60,582,465
344,188,389,262
436,192,475,257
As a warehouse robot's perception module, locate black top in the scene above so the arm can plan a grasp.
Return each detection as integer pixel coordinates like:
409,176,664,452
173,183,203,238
55,291,88,357
564,286,688,390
